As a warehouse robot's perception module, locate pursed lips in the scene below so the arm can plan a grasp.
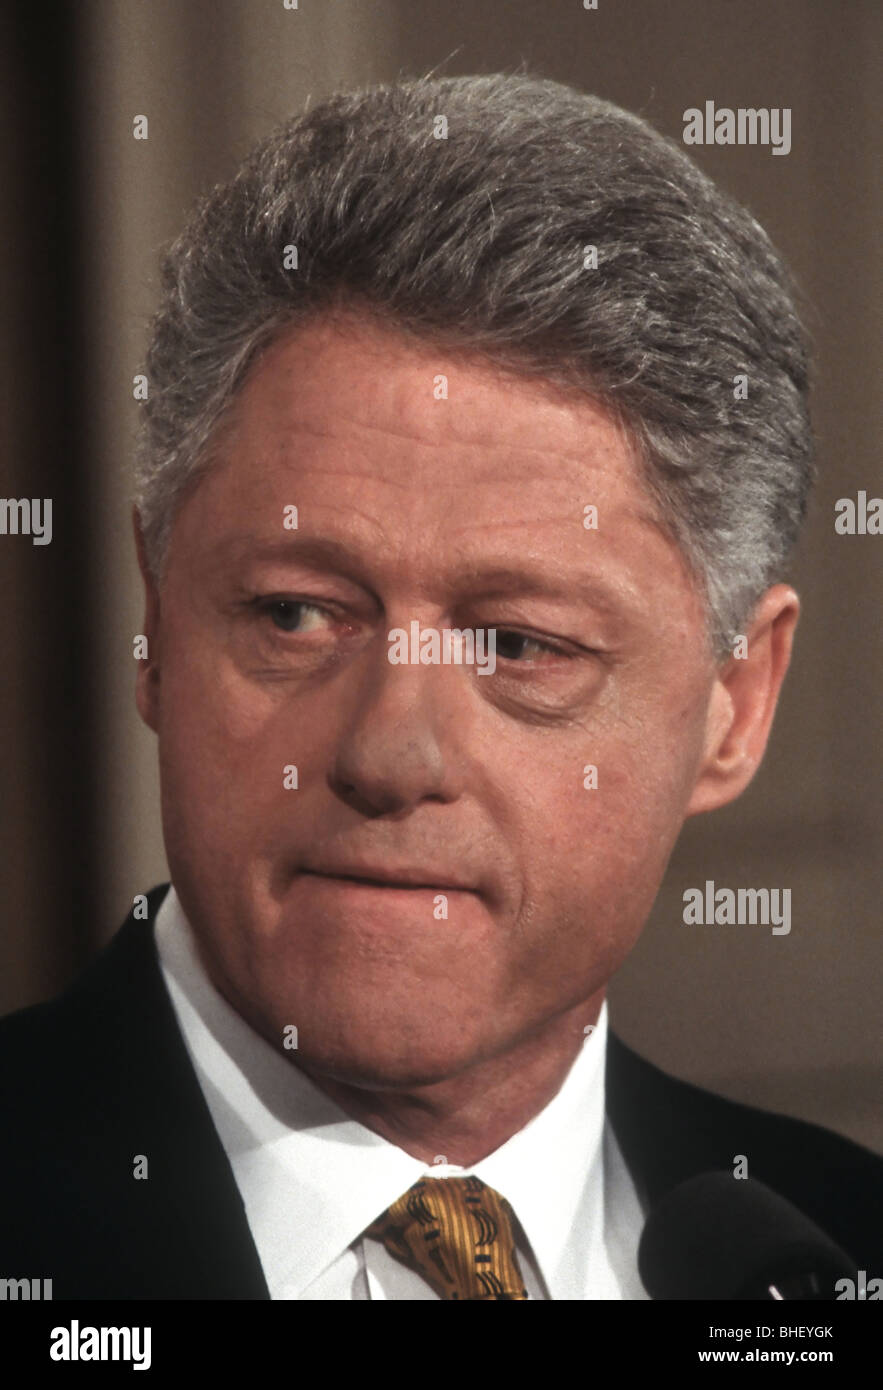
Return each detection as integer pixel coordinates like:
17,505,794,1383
299,865,477,893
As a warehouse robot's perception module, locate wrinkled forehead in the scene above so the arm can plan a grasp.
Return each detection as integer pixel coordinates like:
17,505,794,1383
203,312,659,521
163,317,701,641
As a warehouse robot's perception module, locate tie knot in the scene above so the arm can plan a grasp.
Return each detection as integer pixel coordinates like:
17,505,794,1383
365,1174,528,1300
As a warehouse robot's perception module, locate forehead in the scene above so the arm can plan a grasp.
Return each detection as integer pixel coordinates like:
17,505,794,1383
226,314,628,468
207,314,660,521
172,313,698,625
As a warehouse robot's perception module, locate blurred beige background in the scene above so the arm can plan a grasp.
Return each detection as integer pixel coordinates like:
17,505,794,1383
3,0,880,1150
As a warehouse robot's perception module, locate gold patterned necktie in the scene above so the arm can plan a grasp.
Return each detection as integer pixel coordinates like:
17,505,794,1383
364,1174,529,1300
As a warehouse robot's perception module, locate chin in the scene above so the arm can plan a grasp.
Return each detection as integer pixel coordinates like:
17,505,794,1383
290,1016,488,1092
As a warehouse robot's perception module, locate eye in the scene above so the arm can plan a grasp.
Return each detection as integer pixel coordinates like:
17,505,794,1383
493,629,563,662
260,599,333,633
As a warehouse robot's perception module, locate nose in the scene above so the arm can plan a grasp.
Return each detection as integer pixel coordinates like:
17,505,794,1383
328,638,471,818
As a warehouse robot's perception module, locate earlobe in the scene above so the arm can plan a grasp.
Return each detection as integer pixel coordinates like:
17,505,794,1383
685,585,800,817
133,509,162,734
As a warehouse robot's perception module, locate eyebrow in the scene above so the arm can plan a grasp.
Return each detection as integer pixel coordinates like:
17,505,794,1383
214,536,366,578
209,535,640,617
452,564,637,616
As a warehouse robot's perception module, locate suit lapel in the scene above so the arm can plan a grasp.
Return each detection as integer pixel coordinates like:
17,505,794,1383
62,885,269,1298
605,1026,723,1208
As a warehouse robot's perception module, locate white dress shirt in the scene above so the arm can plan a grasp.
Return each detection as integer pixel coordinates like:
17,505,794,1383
154,884,649,1299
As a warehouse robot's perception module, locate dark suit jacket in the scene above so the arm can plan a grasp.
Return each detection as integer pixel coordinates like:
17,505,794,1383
1,884,880,1298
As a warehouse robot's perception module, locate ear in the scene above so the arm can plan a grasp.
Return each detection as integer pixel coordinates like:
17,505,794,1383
685,584,800,817
133,509,162,734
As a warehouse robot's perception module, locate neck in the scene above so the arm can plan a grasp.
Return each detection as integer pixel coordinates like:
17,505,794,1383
295,991,606,1167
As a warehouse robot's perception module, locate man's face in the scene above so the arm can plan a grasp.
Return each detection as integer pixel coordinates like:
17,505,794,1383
138,313,720,1087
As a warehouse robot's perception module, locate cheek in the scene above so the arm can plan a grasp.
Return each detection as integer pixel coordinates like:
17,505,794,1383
510,704,703,947
156,639,289,855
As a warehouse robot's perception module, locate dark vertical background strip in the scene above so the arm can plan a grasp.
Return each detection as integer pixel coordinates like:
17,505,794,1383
0,2,99,1009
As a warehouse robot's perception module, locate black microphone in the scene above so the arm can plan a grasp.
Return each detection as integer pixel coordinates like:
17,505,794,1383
638,1172,858,1299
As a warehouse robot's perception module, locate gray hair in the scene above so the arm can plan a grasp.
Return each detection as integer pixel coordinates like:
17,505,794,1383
135,72,814,658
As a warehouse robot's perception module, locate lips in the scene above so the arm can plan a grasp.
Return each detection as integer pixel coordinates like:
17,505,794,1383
299,865,476,893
